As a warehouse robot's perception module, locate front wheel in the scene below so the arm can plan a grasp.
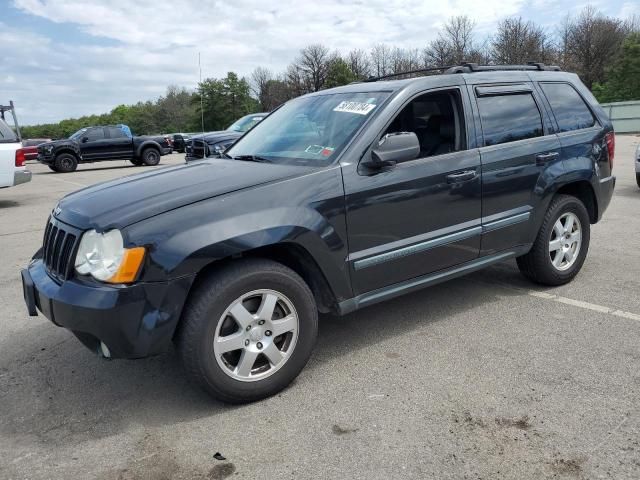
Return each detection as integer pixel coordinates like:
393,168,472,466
517,194,590,286
53,153,78,173
130,157,143,166
141,148,160,166
176,259,318,403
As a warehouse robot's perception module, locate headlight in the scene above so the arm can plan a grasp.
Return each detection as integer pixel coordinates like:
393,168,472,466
74,229,145,283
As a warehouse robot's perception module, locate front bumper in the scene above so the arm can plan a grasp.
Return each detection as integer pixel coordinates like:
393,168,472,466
37,153,55,165
161,147,172,156
21,259,195,359
14,169,32,186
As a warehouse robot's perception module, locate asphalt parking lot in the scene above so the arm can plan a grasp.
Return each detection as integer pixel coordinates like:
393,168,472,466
1,138,640,480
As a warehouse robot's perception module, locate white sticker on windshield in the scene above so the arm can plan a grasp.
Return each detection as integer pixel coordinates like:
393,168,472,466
333,101,376,115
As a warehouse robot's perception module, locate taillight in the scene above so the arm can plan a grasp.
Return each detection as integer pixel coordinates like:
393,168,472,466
605,132,615,170
15,148,26,167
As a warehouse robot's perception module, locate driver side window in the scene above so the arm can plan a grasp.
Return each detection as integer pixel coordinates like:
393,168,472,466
84,128,105,142
384,89,466,158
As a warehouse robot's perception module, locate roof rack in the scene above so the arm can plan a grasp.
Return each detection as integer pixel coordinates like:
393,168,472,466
363,65,455,82
0,101,22,141
361,62,561,82
445,62,561,73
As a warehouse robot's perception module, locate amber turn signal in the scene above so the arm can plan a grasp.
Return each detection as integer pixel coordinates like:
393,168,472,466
106,247,146,284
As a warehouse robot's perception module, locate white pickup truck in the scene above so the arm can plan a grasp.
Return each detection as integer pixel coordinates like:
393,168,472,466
0,102,32,189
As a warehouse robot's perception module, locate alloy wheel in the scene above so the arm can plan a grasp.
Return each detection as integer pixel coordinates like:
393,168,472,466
549,212,582,271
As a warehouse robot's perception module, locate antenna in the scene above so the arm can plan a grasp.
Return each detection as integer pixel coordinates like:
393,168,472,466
199,52,205,134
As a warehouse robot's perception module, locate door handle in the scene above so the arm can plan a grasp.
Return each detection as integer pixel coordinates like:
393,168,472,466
536,152,559,165
446,170,477,184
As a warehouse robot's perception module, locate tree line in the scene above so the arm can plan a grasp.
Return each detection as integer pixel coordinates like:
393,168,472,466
22,6,639,139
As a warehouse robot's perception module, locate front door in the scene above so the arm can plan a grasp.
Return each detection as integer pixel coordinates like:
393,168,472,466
79,127,110,160
343,88,482,295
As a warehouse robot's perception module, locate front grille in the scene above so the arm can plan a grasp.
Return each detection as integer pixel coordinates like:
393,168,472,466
42,217,80,282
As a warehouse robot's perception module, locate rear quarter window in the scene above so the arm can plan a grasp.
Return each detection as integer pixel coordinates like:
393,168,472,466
477,93,543,146
0,118,17,143
539,83,596,133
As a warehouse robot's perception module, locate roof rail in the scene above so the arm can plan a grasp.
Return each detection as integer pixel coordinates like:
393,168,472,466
445,62,561,74
358,62,562,83
362,65,455,82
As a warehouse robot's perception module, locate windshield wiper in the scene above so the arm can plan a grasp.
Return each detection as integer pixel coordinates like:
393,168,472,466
232,154,271,163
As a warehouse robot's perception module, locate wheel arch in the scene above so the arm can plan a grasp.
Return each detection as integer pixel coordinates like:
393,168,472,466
135,141,161,158
555,180,598,224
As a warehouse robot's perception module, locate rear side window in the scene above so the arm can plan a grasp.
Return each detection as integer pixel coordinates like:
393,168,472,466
0,118,17,143
540,83,596,132
477,93,543,146
108,126,127,138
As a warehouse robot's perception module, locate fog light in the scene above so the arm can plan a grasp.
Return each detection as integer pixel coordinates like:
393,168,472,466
99,341,111,358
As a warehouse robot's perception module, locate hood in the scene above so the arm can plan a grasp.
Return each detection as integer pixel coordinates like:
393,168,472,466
54,159,315,230
45,138,78,148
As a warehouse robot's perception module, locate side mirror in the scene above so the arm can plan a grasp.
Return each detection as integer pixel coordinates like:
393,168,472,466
81,137,89,143
363,132,420,170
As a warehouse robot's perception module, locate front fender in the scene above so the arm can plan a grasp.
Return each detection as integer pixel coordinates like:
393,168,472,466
124,168,352,301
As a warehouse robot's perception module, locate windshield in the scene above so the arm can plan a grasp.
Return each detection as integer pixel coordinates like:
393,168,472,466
227,92,390,166
69,128,88,140
228,114,265,133
0,117,18,143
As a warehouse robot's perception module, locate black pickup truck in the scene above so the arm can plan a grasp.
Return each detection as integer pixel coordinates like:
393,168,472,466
22,64,615,403
37,124,171,172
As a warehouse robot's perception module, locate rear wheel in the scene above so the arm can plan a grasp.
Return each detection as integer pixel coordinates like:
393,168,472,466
141,148,160,166
53,153,77,173
517,194,590,286
176,259,318,403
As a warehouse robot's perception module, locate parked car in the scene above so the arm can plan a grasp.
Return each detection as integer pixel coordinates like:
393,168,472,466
185,113,268,162
21,64,615,403
171,133,191,153
23,138,52,147
36,124,172,172
635,143,640,188
0,102,32,189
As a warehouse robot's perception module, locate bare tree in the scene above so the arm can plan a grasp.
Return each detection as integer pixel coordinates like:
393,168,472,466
370,44,392,76
294,44,331,92
347,49,371,79
562,6,627,88
443,16,476,63
492,17,555,64
250,67,274,111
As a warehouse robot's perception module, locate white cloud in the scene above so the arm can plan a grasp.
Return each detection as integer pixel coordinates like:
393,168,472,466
1,0,578,124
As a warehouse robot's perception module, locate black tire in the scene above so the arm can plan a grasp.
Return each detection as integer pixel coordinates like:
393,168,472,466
636,173,640,189
176,259,318,403
53,153,78,173
141,148,160,166
517,194,590,286
48,165,59,172
130,158,143,166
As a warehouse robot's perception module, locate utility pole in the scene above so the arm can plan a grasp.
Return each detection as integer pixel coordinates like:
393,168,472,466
199,52,205,134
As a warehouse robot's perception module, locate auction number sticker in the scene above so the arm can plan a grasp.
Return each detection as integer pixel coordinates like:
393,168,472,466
333,101,376,115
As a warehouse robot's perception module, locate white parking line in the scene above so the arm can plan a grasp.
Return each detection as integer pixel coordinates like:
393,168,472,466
473,279,640,323
36,174,86,187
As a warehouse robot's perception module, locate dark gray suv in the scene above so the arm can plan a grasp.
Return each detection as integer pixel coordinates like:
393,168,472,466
22,63,615,403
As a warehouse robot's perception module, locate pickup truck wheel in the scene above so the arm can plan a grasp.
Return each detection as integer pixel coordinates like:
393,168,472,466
517,194,590,286
176,259,318,403
636,173,640,189
48,165,59,172
141,148,160,166
130,158,143,166
54,153,78,173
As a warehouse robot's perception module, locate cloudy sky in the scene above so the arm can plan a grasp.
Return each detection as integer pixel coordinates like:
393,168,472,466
0,0,635,125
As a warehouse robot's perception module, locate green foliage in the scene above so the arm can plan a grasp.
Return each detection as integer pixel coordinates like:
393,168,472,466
593,33,640,103
324,58,358,88
195,72,260,131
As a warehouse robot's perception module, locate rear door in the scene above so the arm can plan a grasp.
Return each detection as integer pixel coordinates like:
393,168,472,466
107,126,134,159
469,83,561,255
